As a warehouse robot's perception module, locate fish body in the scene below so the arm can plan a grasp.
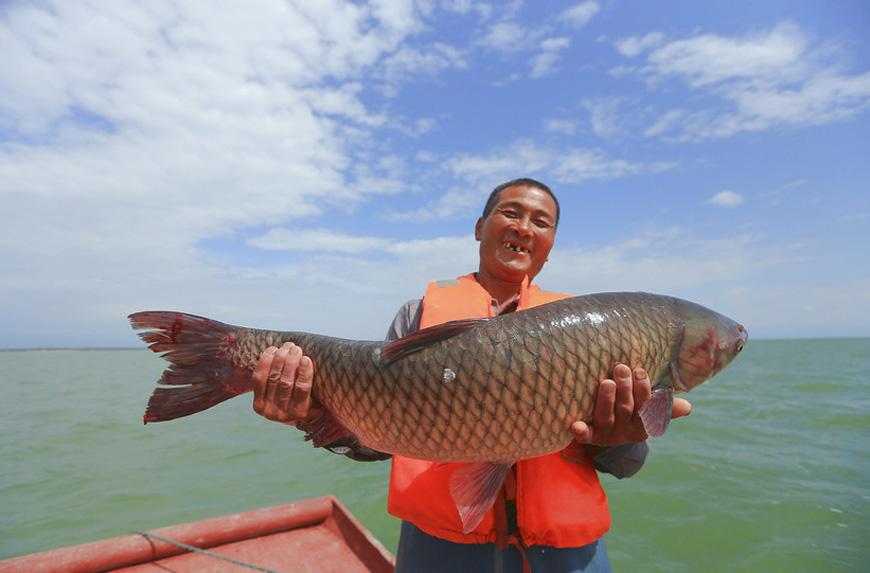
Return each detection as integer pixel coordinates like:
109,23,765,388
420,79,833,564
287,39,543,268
130,292,747,531
132,292,745,459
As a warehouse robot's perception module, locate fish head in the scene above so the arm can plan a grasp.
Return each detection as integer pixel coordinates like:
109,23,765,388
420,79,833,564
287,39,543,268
671,299,748,392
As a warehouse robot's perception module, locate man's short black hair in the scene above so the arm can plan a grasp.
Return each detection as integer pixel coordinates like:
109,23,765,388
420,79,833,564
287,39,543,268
481,178,560,228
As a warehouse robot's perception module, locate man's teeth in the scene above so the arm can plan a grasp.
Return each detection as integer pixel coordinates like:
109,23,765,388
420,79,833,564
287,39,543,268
503,242,530,254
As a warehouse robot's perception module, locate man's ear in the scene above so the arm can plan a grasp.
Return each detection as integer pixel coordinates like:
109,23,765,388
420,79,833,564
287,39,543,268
474,217,484,241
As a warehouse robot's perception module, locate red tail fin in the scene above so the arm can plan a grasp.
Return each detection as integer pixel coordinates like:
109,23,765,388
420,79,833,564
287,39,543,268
129,311,254,424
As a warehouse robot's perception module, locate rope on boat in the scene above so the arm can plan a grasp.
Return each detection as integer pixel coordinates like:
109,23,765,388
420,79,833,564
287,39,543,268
133,531,283,573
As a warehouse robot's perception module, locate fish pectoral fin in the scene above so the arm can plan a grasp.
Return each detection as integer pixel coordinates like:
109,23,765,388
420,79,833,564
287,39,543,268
638,384,674,438
381,318,487,361
448,462,513,534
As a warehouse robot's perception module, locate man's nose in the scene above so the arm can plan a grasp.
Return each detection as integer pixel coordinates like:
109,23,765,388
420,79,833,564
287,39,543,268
515,215,532,235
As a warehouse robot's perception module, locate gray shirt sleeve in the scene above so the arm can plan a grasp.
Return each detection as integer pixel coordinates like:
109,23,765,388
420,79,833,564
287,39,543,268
591,441,649,479
385,299,423,341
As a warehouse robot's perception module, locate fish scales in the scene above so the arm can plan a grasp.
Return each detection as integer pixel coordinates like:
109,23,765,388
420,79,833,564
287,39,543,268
132,291,747,465
314,294,682,463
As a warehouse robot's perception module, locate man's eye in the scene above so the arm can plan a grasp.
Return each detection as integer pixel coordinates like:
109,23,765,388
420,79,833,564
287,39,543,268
533,219,553,229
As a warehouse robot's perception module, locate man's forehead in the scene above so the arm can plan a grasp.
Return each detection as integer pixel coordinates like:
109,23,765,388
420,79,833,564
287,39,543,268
496,188,557,215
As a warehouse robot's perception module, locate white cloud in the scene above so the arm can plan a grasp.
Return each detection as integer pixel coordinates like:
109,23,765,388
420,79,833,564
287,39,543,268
380,141,680,222
476,8,580,79
643,109,689,138
582,97,638,137
530,37,571,78
478,21,532,53
615,22,870,140
559,1,601,28
614,32,665,58
0,0,443,222
0,0,451,346
728,71,870,126
441,0,474,14
247,228,392,253
379,42,468,86
442,139,676,188
383,186,485,222
545,228,765,293
444,140,552,185
646,22,809,87
544,118,577,135
709,191,745,208
385,235,475,258
551,148,675,182
414,117,437,134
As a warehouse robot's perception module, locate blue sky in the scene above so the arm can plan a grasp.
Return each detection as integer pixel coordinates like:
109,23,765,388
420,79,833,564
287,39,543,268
1,0,868,348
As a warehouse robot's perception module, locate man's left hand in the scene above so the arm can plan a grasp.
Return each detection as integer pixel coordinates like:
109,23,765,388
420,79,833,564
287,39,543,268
571,363,692,446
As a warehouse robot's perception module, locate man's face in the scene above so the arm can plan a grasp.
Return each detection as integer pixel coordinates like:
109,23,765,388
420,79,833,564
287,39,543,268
475,185,558,284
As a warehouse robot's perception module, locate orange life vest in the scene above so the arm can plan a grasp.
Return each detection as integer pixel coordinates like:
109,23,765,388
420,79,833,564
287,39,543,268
387,274,611,547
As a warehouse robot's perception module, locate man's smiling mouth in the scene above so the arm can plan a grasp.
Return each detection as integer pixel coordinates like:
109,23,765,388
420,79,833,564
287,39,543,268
503,242,530,254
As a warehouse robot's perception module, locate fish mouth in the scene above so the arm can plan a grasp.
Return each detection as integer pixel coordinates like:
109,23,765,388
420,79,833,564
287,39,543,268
502,241,531,254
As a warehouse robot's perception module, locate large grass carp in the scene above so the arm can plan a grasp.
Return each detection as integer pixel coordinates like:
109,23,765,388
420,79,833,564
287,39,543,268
130,292,746,532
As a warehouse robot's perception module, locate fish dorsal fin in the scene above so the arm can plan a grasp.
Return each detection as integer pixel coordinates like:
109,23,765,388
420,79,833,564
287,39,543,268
449,462,514,534
381,318,486,361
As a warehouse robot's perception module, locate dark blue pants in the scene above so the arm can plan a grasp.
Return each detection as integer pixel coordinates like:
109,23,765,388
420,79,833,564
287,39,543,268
394,521,612,573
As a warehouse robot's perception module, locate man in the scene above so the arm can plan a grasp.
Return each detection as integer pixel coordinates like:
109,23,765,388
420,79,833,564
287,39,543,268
252,179,691,572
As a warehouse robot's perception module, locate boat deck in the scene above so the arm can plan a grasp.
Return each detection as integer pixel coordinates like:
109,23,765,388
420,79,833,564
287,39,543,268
0,496,395,573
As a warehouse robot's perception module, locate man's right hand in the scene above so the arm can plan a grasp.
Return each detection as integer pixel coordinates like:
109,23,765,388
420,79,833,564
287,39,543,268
252,342,320,424
571,363,692,446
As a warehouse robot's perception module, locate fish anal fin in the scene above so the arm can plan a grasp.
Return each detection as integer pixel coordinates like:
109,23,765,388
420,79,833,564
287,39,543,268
382,318,486,361
639,384,674,438
448,462,513,534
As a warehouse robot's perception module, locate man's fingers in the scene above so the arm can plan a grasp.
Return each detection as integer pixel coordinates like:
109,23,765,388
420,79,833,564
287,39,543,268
672,397,692,419
280,345,306,417
632,367,652,407
593,379,617,430
584,365,652,446
571,420,592,444
280,343,303,380
252,340,316,425
297,356,314,388
263,343,292,408
253,346,278,386
254,342,300,421
268,343,294,382
612,363,634,422
274,373,294,414
252,346,278,414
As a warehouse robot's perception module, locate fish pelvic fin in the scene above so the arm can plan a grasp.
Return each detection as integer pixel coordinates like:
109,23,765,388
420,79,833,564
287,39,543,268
296,410,391,462
381,318,486,361
129,311,252,423
448,462,513,534
638,384,674,438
